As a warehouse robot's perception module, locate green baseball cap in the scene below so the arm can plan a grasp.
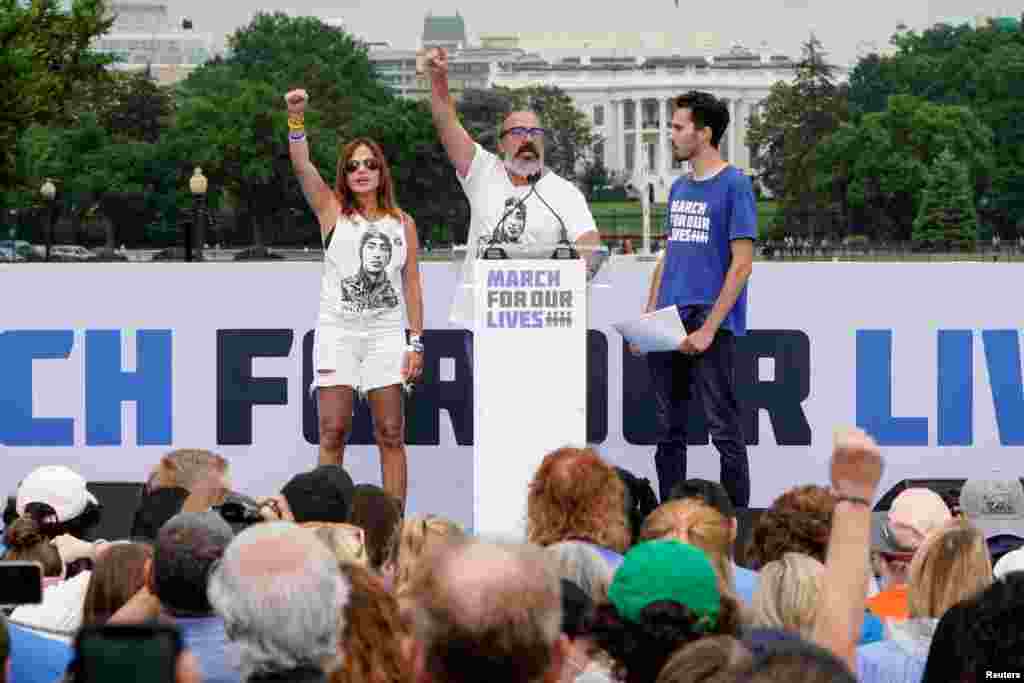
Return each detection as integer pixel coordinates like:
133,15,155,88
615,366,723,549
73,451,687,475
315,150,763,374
608,540,720,628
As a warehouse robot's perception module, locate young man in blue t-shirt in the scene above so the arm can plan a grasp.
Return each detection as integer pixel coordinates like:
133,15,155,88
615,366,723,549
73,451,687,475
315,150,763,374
638,90,756,507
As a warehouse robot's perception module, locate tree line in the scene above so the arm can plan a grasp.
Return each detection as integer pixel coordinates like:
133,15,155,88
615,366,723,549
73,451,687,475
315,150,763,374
1,5,599,251
748,20,1024,247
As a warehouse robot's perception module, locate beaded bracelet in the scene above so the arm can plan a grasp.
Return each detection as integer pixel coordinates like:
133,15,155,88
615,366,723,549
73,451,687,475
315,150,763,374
287,113,305,130
288,131,306,143
836,494,871,507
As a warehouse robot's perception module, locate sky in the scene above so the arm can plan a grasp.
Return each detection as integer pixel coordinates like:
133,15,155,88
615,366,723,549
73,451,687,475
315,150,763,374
169,0,1022,65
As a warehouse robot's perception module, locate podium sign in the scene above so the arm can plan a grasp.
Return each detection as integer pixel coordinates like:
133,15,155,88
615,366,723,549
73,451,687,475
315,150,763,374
473,259,588,538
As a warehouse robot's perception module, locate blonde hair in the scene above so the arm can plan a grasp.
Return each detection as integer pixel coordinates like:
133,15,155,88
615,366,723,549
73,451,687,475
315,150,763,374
544,540,613,604
641,499,737,599
749,553,824,639
300,522,369,568
907,520,992,619
387,514,466,595
150,449,229,494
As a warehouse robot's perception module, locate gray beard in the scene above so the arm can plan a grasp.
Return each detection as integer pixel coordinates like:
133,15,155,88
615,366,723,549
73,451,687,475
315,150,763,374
504,155,542,178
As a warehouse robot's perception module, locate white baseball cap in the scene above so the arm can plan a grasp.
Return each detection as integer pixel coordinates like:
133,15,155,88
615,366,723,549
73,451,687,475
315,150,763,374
15,466,98,522
959,476,1024,538
994,548,1024,579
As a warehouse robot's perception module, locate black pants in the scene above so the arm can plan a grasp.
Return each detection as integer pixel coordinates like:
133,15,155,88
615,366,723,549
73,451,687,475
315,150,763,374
646,307,750,508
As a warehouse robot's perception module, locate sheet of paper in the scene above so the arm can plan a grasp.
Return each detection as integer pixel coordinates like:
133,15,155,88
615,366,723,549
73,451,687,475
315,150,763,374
612,306,687,353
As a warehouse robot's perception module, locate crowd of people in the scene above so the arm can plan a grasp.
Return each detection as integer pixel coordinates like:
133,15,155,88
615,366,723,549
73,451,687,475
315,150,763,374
2,429,1024,683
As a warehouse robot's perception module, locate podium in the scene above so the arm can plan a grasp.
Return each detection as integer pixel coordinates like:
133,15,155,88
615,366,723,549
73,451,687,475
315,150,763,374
472,258,589,538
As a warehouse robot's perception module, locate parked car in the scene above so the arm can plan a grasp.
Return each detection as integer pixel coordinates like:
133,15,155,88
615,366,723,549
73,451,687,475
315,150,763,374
0,240,43,260
0,246,26,262
50,245,97,261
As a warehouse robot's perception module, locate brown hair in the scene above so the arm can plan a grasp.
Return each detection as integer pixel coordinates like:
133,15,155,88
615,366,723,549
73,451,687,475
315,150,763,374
746,485,837,568
386,515,465,596
347,485,403,569
656,636,753,683
907,519,992,619
641,500,737,600
527,447,631,554
331,563,409,683
334,138,401,220
81,543,153,626
2,517,63,576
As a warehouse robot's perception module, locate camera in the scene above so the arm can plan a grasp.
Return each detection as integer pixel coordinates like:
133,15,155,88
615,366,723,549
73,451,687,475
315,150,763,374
213,492,266,531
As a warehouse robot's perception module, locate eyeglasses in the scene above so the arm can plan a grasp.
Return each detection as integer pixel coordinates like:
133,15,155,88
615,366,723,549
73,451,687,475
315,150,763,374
501,126,545,139
345,158,381,173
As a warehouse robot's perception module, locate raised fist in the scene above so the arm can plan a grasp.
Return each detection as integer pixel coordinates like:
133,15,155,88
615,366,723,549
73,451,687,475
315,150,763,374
285,89,308,115
419,47,448,79
830,426,884,502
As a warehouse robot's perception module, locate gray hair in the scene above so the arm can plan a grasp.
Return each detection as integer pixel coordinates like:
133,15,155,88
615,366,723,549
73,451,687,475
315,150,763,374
153,511,233,615
207,522,348,679
544,541,612,604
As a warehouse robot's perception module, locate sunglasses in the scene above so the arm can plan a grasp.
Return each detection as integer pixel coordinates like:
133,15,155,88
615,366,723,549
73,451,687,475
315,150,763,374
501,126,545,139
345,158,381,173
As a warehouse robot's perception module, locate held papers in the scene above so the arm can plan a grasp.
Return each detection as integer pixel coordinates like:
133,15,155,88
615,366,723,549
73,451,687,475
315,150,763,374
612,306,688,353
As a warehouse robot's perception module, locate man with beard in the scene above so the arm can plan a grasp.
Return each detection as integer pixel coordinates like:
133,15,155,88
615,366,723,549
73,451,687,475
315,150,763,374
635,91,755,508
423,47,601,333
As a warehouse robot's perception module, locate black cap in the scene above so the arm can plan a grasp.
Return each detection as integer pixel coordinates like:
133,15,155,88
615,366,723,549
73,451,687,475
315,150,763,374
281,466,355,524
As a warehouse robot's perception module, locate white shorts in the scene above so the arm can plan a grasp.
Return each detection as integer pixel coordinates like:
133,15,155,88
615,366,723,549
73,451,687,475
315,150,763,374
312,322,405,395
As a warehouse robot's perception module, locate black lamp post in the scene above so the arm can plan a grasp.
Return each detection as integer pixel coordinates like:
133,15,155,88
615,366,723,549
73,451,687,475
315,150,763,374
41,179,56,261
188,167,207,262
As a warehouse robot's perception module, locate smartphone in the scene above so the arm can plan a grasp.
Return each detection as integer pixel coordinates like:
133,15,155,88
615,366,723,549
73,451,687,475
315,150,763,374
0,561,43,607
74,624,183,683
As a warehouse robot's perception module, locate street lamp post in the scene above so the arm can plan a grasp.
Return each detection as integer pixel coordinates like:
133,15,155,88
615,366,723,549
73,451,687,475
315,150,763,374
188,167,207,262
41,179,56,261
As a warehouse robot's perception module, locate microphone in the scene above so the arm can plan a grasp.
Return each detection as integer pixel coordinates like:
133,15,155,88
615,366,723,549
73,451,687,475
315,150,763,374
532,182,577,260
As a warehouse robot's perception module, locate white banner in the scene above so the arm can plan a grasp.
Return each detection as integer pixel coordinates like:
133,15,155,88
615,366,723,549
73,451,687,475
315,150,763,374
2,261,1023,530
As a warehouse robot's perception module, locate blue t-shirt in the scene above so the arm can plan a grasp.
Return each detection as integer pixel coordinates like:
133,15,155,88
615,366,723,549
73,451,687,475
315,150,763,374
656,166,757,335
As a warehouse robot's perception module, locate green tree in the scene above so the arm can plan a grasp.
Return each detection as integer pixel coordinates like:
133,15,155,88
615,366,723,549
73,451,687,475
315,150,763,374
101,72,175,143
912,149,979,247
815,95,994,241
1,0,115,189
847,19,1024,231
746,35,850,237
165,12,398,248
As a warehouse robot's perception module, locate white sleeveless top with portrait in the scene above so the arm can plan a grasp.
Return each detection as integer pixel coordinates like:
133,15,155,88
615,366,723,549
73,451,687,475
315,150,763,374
317,212,407,328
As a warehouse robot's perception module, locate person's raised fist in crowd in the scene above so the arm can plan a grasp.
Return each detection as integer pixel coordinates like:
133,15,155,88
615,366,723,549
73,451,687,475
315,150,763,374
285,88,308,115
830,426,883,503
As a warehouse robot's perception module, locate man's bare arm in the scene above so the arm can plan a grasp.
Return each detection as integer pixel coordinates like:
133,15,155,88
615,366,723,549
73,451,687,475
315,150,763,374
424,47,476,178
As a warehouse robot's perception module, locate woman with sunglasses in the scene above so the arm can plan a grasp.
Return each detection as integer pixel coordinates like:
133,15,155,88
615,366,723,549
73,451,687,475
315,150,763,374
285,88,424,510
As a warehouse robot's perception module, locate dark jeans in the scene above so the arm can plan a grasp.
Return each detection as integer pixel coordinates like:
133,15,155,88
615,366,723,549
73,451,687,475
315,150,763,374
646,306,750,508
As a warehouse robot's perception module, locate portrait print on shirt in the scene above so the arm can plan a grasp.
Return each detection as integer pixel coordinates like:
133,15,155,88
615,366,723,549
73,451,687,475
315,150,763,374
482,196,536,248
340,228,400,313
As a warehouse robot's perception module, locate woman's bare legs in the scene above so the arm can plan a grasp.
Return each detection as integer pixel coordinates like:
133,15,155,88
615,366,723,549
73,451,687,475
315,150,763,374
366,384,407,509
317,383,355,466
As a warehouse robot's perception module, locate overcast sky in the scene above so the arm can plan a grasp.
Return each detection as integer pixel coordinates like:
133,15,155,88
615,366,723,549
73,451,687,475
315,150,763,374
170,0,1021,65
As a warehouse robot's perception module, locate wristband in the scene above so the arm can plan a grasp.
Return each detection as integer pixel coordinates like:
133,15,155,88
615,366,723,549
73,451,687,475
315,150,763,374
288,131,306,142
406,344,423,354
836,494,871,508
287,113,305,130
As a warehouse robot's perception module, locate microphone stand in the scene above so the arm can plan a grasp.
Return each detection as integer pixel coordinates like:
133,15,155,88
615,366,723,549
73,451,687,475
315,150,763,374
482,171,541,260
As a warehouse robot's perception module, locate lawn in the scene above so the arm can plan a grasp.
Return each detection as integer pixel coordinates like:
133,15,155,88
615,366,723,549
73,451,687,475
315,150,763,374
590,200,779,238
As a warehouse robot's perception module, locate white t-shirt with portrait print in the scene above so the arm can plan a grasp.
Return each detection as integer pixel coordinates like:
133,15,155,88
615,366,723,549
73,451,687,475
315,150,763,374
449,143,598,326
